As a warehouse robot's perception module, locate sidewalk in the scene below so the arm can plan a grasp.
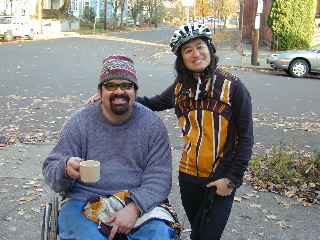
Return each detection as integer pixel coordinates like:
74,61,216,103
240,43,272,69
32,31,82,41
0,143,319,240
216,38,273,69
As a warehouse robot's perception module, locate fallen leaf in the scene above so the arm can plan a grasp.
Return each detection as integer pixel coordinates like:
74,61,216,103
9,226,17,231
17,209,26,215
254,232,264,236
267,215,277,220
3,216,13,221
234,197,242,202
241,215,252,220
32,207,42,213
277,220,293,229
24,213,32,219
247,203,262,208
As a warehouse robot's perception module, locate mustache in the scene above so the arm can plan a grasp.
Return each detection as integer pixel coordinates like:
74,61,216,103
110,94,130,101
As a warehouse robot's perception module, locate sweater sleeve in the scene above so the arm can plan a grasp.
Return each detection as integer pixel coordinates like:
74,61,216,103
136,84,175,111
127,115,173,214
42,113,83,193
225,81,254,186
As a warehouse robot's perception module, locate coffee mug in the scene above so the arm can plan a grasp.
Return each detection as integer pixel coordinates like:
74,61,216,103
80,160,100,183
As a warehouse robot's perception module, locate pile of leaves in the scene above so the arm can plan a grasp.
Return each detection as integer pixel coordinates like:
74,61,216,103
247,138,320,206
212,30,241,43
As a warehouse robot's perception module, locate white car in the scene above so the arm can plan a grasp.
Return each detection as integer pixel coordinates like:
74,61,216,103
0,15,35,42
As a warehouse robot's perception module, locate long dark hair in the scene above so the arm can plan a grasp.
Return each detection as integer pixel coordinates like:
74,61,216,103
174,37,219,98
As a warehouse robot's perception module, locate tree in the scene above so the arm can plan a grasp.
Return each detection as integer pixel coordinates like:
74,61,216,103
144,0,165,27
104,0,108,30
128,0,146,27
268,0,316,50
57,0,71,18
154,2,167,27
211,0,238,25
165,6,181,25
83,7,96,23
119,0,126,28
194,0,214,21
109,0,119,28
127,0,167,28
109,0,126,28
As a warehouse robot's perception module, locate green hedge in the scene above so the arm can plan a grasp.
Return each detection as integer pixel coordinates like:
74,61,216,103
268,0,315,50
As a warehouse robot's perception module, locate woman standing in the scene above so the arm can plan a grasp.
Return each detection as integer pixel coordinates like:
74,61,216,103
136,24,254,239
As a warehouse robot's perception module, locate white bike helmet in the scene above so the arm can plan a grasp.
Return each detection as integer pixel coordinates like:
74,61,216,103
170,24,212,55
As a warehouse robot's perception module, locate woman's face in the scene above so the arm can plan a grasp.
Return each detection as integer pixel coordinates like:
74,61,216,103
180,38,211,73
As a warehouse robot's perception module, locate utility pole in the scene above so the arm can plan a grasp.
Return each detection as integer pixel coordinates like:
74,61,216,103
251,0,263,66
104,0,107,30
182,0,194,24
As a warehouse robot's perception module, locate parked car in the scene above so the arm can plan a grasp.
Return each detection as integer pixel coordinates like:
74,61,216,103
0,15,35,42
266,46,320,78
126,18,134,24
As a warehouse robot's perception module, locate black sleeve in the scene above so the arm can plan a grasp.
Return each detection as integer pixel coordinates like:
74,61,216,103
225,81,254,185
136,84,175,111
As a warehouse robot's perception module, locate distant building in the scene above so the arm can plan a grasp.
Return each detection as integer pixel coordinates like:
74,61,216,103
238,0,273,45
0,0,128,23
0,0,34,16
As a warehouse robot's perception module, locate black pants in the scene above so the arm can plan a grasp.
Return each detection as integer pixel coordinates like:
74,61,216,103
179,178,235,240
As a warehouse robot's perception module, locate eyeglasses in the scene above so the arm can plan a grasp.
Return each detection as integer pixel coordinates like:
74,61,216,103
103,82,133,91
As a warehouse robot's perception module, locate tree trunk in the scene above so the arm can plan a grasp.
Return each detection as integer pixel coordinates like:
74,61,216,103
57,0,71,18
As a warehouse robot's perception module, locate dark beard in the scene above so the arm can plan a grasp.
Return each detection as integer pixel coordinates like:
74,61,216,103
109,94,130,115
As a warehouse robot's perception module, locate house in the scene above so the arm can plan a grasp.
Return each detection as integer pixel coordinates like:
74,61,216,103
45,0,128,21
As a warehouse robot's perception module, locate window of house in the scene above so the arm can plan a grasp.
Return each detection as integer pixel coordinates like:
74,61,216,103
71,0,78,11
84,1,90,11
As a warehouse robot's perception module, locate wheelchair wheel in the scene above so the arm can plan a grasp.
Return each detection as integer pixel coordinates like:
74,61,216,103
41,196,59,240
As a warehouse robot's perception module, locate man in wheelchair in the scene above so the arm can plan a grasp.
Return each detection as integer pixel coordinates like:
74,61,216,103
42,55,181,240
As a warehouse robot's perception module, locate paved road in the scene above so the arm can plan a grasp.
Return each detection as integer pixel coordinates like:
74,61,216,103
0,27,319,239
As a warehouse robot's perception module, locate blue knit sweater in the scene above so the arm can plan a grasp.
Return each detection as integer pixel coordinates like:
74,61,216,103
42,101,172,214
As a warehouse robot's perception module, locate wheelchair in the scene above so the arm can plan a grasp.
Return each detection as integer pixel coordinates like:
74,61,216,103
41,195,59,240
40,195,181,240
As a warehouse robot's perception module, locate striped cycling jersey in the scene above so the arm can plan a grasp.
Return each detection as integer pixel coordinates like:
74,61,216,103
136,68,253,186
175,69,239,180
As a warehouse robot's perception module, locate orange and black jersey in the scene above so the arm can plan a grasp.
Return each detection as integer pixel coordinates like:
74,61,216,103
136,69,253,187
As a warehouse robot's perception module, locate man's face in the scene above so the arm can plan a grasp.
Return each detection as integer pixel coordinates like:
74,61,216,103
99,79,136,122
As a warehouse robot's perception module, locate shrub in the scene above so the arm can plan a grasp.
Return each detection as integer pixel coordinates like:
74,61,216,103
83,7,96,23
249,137,320,204
268,0,316,50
